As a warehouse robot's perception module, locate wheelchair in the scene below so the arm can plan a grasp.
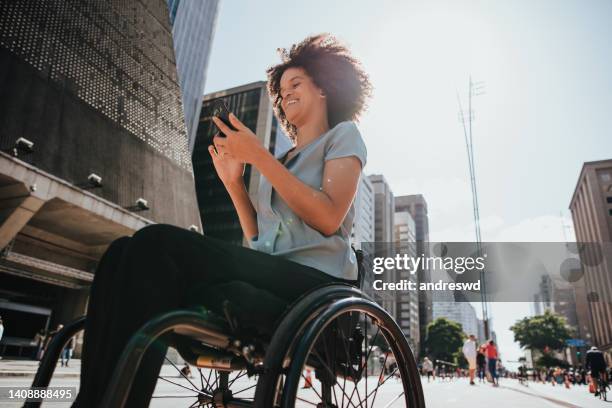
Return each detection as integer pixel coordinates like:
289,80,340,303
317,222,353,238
28,250,425,407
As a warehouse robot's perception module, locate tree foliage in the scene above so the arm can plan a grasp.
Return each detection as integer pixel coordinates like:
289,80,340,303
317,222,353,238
423,318,465,363
536,353,570,369
510,310,573,353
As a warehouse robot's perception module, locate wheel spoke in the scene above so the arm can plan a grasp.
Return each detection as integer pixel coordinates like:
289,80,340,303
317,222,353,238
164,356,200,392
367,345,390,407
367,366,399,406
157,375,208,396
300,372,323,401
382,391,404,408
198,367,204,390
311,350,355,406
284,307,417,408
232,382,257,396
228,370,249,389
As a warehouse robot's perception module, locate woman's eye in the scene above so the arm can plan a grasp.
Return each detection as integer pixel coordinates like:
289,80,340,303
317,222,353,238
293,82,300,88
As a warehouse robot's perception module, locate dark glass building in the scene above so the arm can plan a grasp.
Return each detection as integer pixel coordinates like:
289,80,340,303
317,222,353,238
0,0,200,357
193,81,288,245
166,0,219,151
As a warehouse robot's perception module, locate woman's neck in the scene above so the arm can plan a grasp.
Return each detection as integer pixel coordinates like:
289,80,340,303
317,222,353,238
294,120,329,150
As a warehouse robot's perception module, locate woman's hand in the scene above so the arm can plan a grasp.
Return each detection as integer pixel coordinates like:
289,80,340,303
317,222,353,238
211,113,267,165
208,139,245,186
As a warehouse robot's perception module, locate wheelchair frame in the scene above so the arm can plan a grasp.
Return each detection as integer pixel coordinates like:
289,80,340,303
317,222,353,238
27,251,426,408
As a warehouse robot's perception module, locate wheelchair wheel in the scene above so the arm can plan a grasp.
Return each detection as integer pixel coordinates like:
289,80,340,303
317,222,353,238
152,359,257,407
257,295,425,407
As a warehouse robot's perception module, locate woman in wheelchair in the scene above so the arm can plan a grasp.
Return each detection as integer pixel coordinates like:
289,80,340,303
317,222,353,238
69,34,424,407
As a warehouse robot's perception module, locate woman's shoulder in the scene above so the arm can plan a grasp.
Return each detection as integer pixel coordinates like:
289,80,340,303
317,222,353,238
328,120,360,136
323,121,367,167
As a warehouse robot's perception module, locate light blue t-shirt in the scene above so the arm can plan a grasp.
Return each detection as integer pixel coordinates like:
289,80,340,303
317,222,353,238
248,121,367,281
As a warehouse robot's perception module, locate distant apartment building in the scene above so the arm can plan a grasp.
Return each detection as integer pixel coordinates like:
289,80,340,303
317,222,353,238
367,175,396,316
395,194,432,349
166,0,219,151
368,175,395,243
394,200,420,353
192,81,287,244
350,175,375,249
569,159,612,352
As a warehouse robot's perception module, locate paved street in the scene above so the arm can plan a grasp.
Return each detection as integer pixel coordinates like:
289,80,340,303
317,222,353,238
0,361,609,407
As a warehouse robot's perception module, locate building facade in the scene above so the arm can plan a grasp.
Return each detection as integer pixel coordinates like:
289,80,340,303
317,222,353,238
192,81,285,244
433,301,479,340
569,159,612,352
394,200,420,354
350,175,375,250
0,0,200,357
395,194,432,351
166,0,219,151
366,175,396,316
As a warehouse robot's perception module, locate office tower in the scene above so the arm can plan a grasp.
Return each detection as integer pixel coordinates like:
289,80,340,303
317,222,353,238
351,175,375,249
366,175,396,316
368,175,395,243
394,200,420,354
395,194,432,352
192,81,286,244
0,0,200,357
569,159,612,352
166,0,219,151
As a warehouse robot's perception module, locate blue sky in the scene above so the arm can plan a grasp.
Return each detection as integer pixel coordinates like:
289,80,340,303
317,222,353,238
203,0,612,363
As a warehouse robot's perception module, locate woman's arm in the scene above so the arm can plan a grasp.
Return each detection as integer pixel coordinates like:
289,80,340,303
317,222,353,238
211,114,361,236
226,181,258,240
254,151,361,236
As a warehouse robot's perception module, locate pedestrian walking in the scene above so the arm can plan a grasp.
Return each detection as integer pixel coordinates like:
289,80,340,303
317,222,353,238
476,346,487,383
485,340,499,387
423,357,434,382
462,334,477,385
61,335,75,367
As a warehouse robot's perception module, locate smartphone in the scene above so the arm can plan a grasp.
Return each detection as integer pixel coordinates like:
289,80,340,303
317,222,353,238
211,100,237,137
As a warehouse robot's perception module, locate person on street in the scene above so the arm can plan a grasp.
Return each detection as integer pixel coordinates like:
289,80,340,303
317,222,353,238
486,339,499,387
476,345,487,383
423,357,434,382
586,346,608,397
61,336,75,367
462,334,477,385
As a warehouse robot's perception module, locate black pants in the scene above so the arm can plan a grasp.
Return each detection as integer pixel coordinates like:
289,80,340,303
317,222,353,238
73,224,352,407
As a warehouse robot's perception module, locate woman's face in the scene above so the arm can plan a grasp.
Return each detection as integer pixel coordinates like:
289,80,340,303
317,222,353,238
279,66,326,128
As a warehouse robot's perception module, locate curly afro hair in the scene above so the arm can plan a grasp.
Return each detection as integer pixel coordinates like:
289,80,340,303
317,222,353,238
266,34,372,141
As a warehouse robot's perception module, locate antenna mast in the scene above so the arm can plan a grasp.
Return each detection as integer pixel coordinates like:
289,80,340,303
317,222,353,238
457,76,490,339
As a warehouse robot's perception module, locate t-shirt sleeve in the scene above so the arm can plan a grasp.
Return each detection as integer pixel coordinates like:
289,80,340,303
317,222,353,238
324,121,367,168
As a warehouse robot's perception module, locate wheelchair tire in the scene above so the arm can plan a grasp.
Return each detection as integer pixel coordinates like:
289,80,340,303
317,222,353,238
255,289,425,407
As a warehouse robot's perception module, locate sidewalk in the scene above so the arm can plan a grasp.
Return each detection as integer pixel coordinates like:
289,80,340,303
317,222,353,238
0,359,81,378
0,359,186,378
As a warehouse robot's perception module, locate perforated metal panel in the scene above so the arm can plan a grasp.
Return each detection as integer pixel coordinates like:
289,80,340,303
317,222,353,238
0,0,191,171
0,0,201,228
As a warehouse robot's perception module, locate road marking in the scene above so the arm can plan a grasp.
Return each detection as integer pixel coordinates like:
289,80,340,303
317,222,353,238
501,385,582,408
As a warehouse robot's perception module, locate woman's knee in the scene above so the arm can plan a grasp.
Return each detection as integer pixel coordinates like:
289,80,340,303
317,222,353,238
131,224,178,250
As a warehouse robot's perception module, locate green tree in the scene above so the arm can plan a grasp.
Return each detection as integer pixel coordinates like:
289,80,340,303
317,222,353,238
423,318,465,363
510,310,573,352
510,310,573,368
